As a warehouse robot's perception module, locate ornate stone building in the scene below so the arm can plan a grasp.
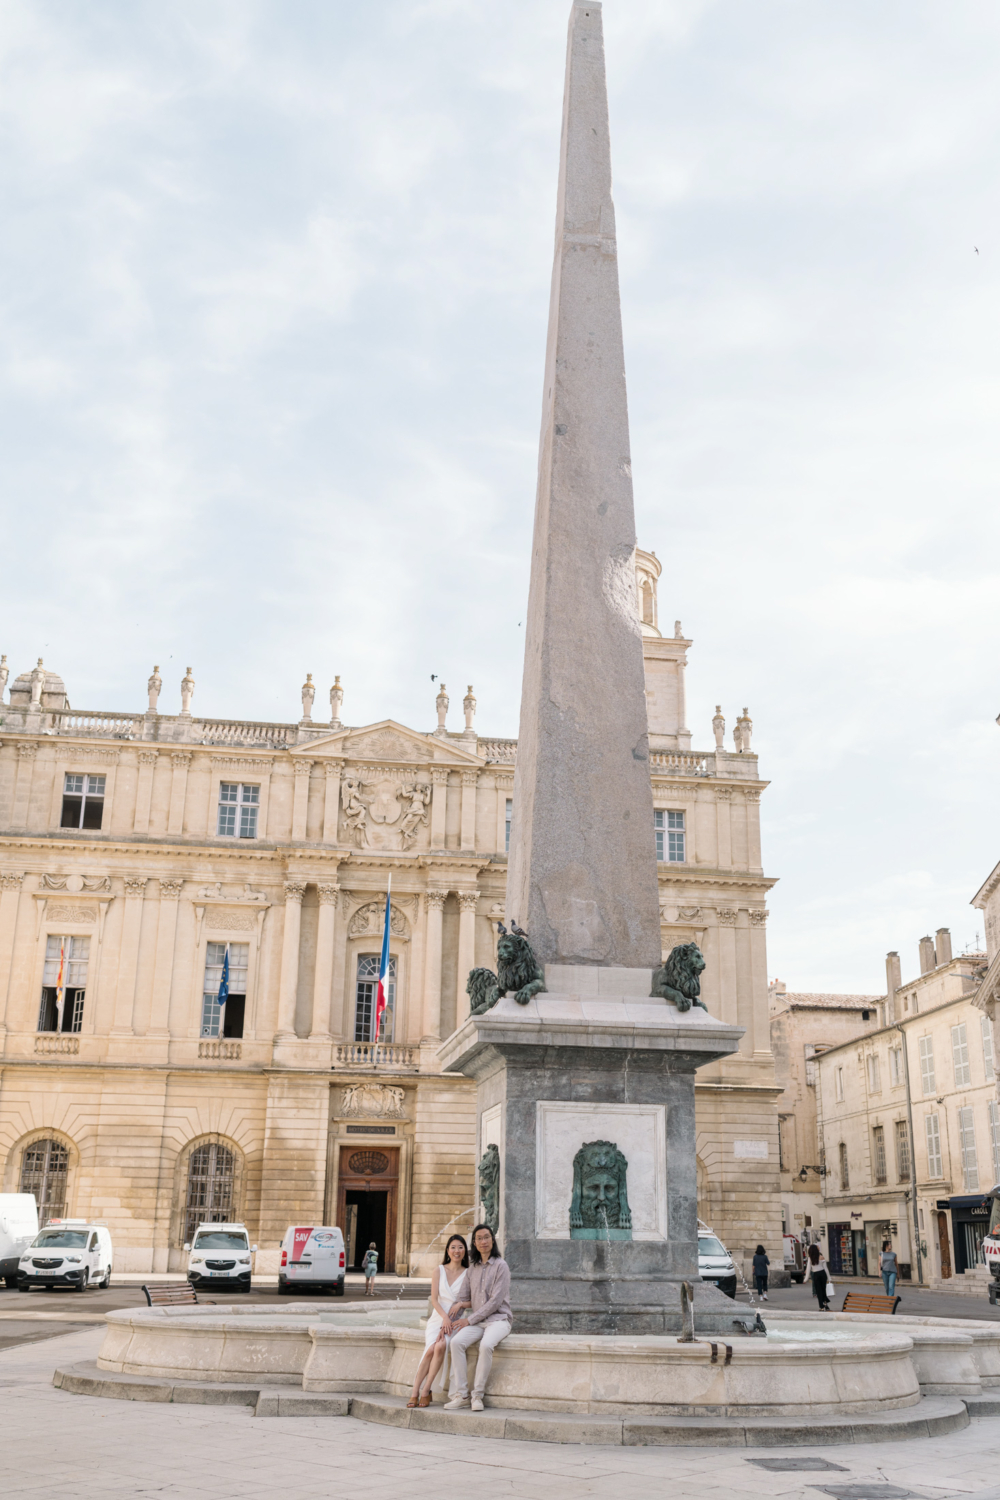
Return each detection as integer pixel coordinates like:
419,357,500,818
0,550,779,1274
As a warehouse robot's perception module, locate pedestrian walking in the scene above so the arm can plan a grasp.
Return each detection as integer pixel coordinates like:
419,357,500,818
752,1244,769,1300
807,1242,832,1310
880,1240,898,1297
362,1242,379,1297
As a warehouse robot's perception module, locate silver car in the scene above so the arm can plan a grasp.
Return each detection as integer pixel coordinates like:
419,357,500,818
698,1229,737,1298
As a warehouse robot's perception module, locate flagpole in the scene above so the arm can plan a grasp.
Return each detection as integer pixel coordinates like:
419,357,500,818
375,873,391,1067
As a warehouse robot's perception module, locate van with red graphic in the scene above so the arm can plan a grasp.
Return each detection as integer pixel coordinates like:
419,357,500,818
278,1225,346,1296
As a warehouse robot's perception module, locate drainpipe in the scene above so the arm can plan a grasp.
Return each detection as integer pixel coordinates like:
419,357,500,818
896,1022,924,1286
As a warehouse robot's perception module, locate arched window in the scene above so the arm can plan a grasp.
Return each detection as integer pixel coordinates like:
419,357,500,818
641,580,654,625
184,1142,237,1244
355,954,396,1043
20,1139,69,1224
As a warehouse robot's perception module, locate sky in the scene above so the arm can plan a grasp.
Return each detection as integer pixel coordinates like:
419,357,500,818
1,0,998,994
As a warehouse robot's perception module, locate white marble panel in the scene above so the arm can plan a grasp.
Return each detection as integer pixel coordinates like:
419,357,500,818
535,1101,667,1241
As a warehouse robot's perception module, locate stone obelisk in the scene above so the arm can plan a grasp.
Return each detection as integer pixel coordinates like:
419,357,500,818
440,1,747,1336
506,0,661,970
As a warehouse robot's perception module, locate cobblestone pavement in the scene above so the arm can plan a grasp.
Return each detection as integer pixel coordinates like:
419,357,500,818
5,1329,1000,1500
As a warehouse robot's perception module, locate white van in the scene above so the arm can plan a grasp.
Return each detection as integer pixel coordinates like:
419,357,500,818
185,1222,255,1292
0,1194,39,1287
278,1225,346,1296
17,1220,112,1292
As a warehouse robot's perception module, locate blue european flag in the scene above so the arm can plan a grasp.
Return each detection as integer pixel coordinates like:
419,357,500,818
218,946,230,1008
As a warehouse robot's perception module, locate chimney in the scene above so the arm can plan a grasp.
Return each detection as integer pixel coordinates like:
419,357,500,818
935,928,952,967
918,935,936,974
885,951,902,998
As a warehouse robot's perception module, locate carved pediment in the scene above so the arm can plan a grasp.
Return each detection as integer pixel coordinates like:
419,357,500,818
340,1083,406,1119
292,719,484,767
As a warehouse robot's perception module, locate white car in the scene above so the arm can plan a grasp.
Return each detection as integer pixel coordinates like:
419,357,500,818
185,1223,256,1293
0,1194,39,1288
17,1220,113,1292
278,1225,346,1296
698,1228,738,1299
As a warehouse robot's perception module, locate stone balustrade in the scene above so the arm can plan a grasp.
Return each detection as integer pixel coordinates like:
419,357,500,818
198,1040,242,1060
35,1034,80,1054
334,1042,416,1069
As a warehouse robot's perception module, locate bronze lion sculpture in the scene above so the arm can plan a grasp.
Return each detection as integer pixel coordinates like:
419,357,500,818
496,932,546,1006
650,942,707,1012
467,967,500,1016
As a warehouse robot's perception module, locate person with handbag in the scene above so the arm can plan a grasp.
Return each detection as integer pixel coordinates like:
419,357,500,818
807,1242,832,1310
880,1241,898,1297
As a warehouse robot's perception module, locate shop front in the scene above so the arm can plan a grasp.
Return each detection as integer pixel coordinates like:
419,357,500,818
940,1194,991,1276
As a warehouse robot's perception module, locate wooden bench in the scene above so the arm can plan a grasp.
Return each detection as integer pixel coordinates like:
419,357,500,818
141,1282,215,1307
841,1290,900,1315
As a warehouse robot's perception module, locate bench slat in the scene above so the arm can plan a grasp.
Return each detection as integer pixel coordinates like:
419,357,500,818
141,1282,200,1307
841,1291,901,1315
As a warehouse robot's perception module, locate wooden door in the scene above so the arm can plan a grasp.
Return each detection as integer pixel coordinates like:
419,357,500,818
937,1211,952,1278
337,1146,400,1273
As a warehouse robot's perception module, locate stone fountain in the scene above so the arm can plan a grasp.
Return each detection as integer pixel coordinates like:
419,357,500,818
438,0,746,1337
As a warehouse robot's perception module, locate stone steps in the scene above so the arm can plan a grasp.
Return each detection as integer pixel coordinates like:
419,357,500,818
52,1363,970,1445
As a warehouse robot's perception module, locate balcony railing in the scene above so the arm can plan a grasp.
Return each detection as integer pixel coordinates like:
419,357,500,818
649,751,710,776
196,719,297,749
335,1042,416,1069
49,710,142,739
198,1039,242,1060
35,1034,80,1055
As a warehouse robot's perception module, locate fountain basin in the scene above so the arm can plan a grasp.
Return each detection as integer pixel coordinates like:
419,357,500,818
96,1305,931,1418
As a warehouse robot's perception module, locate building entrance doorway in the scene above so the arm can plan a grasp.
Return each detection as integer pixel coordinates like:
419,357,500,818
337,1146,399,1273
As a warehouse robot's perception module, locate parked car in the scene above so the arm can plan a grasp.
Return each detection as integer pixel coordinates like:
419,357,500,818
185,1223,256,1292
278,1225,346,1296
0,1194,39,1287
783,1232,806,1283
698,1228,737,1298
17,1220,112,1291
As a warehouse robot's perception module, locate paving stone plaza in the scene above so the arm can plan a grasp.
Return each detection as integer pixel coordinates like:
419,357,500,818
5,1323,1000,1500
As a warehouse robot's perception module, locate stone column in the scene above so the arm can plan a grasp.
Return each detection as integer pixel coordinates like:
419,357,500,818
167,753,192,836
714,907,743,1051
455,892,478,1026
429,770,449,850
311,883,339,1039
276,880,307,1038
292,761,312,841
715,788,733,869
134,750,158,835
0,870,25,1036
421,889,447,1041
10,743,38,832
112,876,148,1035
459,771,478,851
744,788,762,872
151,878,183,1036
323,760,344,843
749,909,770,1059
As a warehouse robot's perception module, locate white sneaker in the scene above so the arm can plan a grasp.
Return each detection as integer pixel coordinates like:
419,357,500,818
471,1396,485,1412
444,1394,470,1411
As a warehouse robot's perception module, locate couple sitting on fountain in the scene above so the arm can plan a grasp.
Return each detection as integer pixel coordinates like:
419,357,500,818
407,1224,512,1413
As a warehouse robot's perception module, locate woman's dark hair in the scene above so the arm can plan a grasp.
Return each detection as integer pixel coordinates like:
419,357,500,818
808,1243,821,1265
755,1244,765,1255
442,1235,469,1267
469,1224,500,1263
882,1240,890,1251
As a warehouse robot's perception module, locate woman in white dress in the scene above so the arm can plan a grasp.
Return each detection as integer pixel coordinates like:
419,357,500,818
407,1235,470,1408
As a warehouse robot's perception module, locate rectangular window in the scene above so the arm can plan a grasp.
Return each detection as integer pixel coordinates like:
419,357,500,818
872,1124,887,1184
38,935,90,1032
60,773,105,830
889,1046,903,1087
505,798,512,855
894,1119,911,1181
983,1014,996,1084
918,1035,935,1094
200,942,249,1038
654,809,685,863
958,1106,979,1191
952,1022,971,1087
217,783,259,839
867,1053,881,1093
835,1066,845,1102
839,1141,849,1190
925,1113,942,1178
990,1101,1000,1185
354,953,397,1043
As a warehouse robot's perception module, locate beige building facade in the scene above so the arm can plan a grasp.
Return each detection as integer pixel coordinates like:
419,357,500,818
0,551,780,1276
815,932,993,1290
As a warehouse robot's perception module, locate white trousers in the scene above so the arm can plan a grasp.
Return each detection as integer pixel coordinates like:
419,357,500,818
448,1320,512,1397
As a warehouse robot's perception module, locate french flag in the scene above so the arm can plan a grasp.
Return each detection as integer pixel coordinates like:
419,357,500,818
375,878,391,1041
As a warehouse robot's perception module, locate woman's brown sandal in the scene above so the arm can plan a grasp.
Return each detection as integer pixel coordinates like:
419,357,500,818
418,1393,432,1407
406,1397,420,1408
